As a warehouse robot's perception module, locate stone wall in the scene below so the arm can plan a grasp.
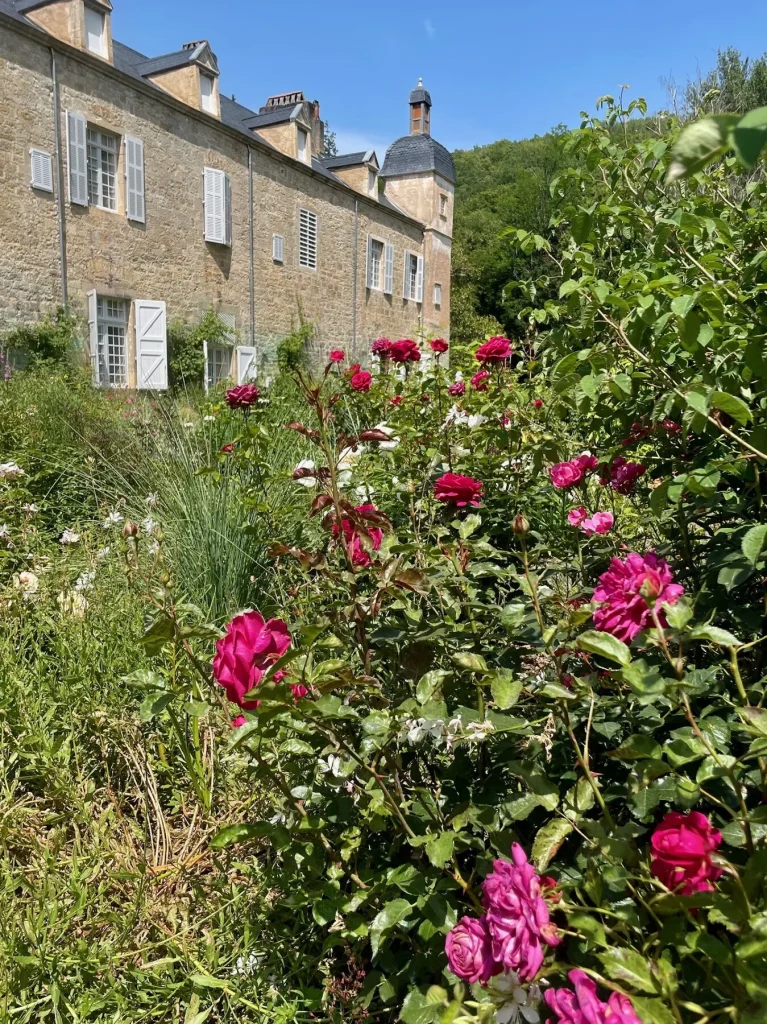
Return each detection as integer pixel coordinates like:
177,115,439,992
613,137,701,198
0,17,449,381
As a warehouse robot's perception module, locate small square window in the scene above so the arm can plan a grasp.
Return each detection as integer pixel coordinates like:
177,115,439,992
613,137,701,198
273,234,284,263
84,7,106,56
434,283,442,307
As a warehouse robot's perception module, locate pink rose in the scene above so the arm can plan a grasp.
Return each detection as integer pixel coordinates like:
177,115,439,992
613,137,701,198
471,370,490,391
213,611,292,709
389,339,421,363
449,380,466,396
445,916,499,985
593,551,685,642
476,337,512,363
329,349,345,363
551,463,582,489
232,714,247,729
430,338,449,354
483,843,561,981
333,504,384,568
434,473,483,508
350,371,372,392
568,506,588,527
605,457,646,495
650,811,723,895
545,969,642,1024
226,384,260,409
580,511,614,535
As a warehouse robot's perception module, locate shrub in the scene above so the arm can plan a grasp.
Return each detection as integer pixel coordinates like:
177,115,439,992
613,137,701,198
168,309,233,391
277,320,314,373
1,308,81,367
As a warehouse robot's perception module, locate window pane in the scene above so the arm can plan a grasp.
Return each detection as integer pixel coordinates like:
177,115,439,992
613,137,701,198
85,7,105,55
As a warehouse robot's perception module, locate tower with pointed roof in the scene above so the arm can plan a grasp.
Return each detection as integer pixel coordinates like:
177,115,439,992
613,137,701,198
381,80,454,342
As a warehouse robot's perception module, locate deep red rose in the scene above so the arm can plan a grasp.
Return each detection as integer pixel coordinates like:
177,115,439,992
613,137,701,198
226,384,260,409
345,363,361,378
449,380,466,396
606,456,646,495
650,811,723,895
662,418,681,434
333,503,384,568
471,370,490,391
213,611,291,709
372,338,392,356
389,339,421,363
434,473,483,508
221,443,234,454
350,371,372,392
533,399,544,409
475,337,512,363
430,338,449,354
390,395,403,406
329,349,345,363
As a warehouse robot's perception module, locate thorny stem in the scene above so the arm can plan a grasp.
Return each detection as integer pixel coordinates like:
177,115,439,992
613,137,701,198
560,701,615,827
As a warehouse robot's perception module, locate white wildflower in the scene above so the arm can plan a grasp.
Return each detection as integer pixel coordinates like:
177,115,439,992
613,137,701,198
102,510,124,529
145,493,159,507
465,719,496,743
142,517,158,536
60,529,80,545
22,503,38,515
293,459,317,487
183,421,195,429
401,717,447,746
57,591,88,618
14,571,39,597
467,413,488,429
0,524,9,540
96,546,111,560
203,415,216,423
147,539,160,557
454,371,464,382
231,952,263,977
74,571,96,593
337,445,363,488
0,461,25,480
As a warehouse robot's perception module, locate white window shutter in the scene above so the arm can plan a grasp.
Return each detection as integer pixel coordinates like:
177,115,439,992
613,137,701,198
204,167,226,244
66,111,88,206
224,173,232,246
125,136,145,223
416,256,424,303
236,346,257,384
384,243,394,295
30,149,53,193
366,235,373,289
135,299,168,390
403,250,410,299
273,234,284,262
203,339,210,394
87,290,99,385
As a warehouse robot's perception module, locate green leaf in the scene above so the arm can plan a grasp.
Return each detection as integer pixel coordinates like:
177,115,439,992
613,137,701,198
688,625,741,648
743,524,767,566
568,911,607,947
738,706,767,737
490,674,523,710
731,106,767,168
210,821,272,850
425,832,455,868
563,778,596,821
684,391,709,417
370,898,411,959
598,947,657,994
611,734,662,761
139,690,174,723
189,973,229,990
532,818,573,871
458,514,482,540
710,390,752,426
451,652,488,674
666,115,738,181
632,997,677,1024
577,630,631,666
399,988,445,1024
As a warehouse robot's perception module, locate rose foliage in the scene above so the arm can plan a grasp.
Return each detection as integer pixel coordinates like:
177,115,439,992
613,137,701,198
137,95,767,1024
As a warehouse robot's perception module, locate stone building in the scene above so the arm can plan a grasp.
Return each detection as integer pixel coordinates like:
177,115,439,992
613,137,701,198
0,0,455,389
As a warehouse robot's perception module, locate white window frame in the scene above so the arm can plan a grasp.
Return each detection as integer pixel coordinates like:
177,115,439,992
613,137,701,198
203,167,232,246
368,170,377,196
125,136,145,223
434,282,442,306
30,148,53,193
200,72,216,114
93,295,129,388
272,233,284,263
403,251,424,303
87,127,118,212
84,6,106,57
367,236,385,291
297,128,309,164
298,208,318,269
384,242,394,295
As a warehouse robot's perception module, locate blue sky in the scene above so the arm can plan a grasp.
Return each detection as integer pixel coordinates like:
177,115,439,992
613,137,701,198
114,0,767,155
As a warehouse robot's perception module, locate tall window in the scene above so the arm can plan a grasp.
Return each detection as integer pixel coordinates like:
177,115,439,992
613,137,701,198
87,128,117,210
96,297,127,387
200,73,216,114
299,209,318,269
407,254,418,299
434,282,442,306
84,6,106,56
297,129,309,164
440,194,448,217
368,170,377,196
369,239,384,290
208,346,231,386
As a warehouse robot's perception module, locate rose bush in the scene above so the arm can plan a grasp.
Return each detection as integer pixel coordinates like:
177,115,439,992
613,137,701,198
133,94,767,1024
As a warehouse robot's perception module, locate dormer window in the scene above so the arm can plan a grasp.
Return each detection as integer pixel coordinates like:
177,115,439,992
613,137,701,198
368,170,377,196
200,73,216,114
297,128,310,165
84,6,106,57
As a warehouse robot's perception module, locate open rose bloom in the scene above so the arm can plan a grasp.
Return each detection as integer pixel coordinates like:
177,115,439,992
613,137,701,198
434,473,483,507
593,551,684,642
545,969,641,1024
476,337,512,363
213,611,292,708
226,384,261,409
334,503,384,568
388,339,421,363
650,811,722,894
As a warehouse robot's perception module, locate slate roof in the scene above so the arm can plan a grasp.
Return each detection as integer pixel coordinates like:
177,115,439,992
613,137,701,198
240,106,304,130
320,151,377,170
410,85,431,106
380,133,455,183
133,49,198,77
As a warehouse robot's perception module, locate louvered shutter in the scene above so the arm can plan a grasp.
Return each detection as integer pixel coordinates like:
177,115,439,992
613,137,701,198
236,346,257,384
66,111,88,206
87,290,99,385
134,300,168,390
403,251,410,299
366,236,374,289
299,209,318,268
416,256,424,303
224,173,232,246
204,167,226,244
273,234,284,262
30,149,53,193
203,339,211,393
384,243,394,295
125,136,145,223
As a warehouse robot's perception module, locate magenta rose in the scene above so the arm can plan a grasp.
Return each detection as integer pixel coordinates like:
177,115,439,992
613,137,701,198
581,511,614,535
605,456,646,495
430,338,449,354
545,969,642,1024
389,339,421,363
650,810,723,895
551,462,582,489
350,370,372,392
449,380,466,396
372,338,392,356
568,506,588,527
434,473,483,508
333,504,384,568
445,916,499,985
475,337,512,363
593,551,685,642
226,384,261,409
213,611,291,709
471,370,490,391
329,349,345,363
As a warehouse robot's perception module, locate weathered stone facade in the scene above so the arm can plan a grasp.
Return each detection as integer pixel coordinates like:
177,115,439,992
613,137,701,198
0,0,453,386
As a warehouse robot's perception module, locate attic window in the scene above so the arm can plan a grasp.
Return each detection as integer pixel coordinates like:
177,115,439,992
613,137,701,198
297,129,310,165
84,7,106,57
368,170,377,196
200,73,216,114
